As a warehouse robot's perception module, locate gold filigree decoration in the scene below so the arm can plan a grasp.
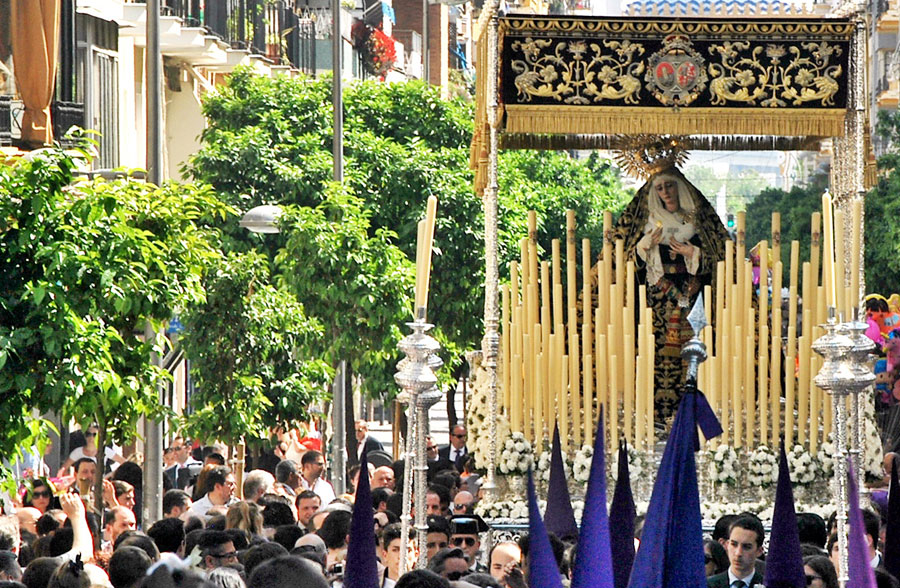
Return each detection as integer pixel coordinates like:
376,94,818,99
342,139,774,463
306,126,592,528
611,134,691,179
708,40,843,107
510,37,645,104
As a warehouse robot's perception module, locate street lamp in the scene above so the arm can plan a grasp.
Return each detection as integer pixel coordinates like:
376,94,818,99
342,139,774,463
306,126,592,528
239,205,283,234
238,205,348,495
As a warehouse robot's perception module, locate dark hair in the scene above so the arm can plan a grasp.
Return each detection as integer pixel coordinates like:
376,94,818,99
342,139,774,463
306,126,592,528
48,528,74,557
163,490,191,515
72,458,95,475
804,555,838,588
205,453,226,466
712,514,739,543
427,516,451,539
797,513,828,549
301,451,322,467
109,546,152,588
432,474,459,493
183,516,204,536
240,542,289,576
875,568,900,588
427,486,450,509
862,509,881,552
703,539,728,576
224,529,249,552
114,531,160,561
381,523,402,550
22,557,60,588
518,532,566,572
386,493,406,519
273,526,305,552
0,551,21,582
146,518,185,555
395,569,451,588
204,467,232,495
427,547,468,576
296,491,319,508
727,516,765,549
183,529,205,561
247,555,329,588
0,581,26,588
316,510,352,550
197,530,233,555
36,512,61,537
372,488,392,510
262,503,296,528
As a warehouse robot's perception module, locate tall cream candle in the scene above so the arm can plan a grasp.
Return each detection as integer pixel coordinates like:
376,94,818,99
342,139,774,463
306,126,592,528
552,240,562,328
733,324,743,448
501,284,511,416
560,354,569,452
822,193,836,309
745,306,755,448
609,357,618,452
570,329,582,447
798,331,809,445
419,196,438,313
809,212,821,324
624,334,635,446
785,354,796,447
834,209,845,317
759,324,769,446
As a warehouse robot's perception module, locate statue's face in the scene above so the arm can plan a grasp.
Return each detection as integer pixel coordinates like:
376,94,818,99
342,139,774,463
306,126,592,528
654,178,679,211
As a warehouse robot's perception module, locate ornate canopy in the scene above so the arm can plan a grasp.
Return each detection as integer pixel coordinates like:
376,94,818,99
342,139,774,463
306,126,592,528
470,14,870,194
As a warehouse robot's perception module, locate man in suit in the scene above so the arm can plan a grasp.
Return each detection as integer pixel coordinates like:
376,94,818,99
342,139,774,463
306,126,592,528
439,425,469,473
707,516,765,588
163,437,201,490
355,420,384,461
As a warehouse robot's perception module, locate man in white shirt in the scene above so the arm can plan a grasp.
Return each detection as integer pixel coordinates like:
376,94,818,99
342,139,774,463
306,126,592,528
439,425,469,473
299,450,335,505
188,465,237,519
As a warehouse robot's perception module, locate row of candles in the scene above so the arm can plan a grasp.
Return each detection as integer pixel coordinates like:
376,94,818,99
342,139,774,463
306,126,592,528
499,194,864,454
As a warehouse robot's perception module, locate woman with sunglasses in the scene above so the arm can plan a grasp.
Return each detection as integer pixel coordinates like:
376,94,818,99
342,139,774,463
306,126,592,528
25,478,59,513
803,555,838,588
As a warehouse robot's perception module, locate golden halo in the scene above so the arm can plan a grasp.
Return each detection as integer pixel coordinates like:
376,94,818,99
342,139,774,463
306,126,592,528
611,134,691,180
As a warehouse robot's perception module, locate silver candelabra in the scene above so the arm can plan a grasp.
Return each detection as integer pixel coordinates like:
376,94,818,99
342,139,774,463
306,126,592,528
394,313,443,573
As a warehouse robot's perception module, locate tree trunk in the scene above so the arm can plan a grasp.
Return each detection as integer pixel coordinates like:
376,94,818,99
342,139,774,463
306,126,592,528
93,420,106,515
344,363,357,470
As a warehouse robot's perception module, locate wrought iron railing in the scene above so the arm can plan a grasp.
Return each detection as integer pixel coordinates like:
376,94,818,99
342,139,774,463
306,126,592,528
161,0,320,70
52,101,86,148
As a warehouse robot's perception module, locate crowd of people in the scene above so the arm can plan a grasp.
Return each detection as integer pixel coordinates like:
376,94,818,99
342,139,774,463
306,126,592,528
1,416,898,588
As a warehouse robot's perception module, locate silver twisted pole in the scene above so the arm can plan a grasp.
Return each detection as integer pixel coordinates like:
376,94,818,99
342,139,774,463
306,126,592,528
481,0,502,502
813,310,857,588
839,309,876,493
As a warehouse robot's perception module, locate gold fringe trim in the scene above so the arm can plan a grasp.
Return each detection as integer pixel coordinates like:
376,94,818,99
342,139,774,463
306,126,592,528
504,105,848,138
499,133,826,151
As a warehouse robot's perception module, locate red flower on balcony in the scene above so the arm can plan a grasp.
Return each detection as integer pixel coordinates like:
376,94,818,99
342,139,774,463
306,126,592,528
351,21,397,79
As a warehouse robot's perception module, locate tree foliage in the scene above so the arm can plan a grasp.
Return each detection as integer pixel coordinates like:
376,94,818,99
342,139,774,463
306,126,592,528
866,110,900,295
179,251,334,445
744,171,828,272
186,69,632,396
0,145,229,472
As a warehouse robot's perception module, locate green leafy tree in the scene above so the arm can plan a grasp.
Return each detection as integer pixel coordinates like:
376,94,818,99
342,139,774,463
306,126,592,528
729,168,770,211
0,145,229,505
866,110,900,295
179,251,334,447
185,70,631,405
684,165,724,202
744,172,828,273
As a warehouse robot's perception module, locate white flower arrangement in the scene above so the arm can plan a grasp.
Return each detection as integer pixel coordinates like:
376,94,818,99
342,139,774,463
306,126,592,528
474,499,532,520
535,445,572,484
818,433,835,479
497,431,535,475
465,355,512,471
572,445,594,483
747,445,778,488
707,444,739,486
700,500,834,528
862,396,884,479
610,445,651,483
787,444,819,485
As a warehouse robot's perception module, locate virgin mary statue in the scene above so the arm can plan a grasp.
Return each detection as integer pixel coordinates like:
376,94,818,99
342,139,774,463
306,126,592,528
612,167,729,422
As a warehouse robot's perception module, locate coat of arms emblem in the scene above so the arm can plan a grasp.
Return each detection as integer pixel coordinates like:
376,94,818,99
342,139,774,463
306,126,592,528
645,34,708,107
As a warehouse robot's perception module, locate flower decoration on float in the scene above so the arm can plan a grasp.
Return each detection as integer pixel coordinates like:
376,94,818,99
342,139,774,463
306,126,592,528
746,445,778,488
706,444,739,486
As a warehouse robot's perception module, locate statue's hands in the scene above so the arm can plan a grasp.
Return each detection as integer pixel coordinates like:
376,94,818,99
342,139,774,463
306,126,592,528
639,226,664,252
670,239,695,260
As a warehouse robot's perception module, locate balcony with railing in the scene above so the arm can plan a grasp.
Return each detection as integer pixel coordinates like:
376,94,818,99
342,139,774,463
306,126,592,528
125,0,323,73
